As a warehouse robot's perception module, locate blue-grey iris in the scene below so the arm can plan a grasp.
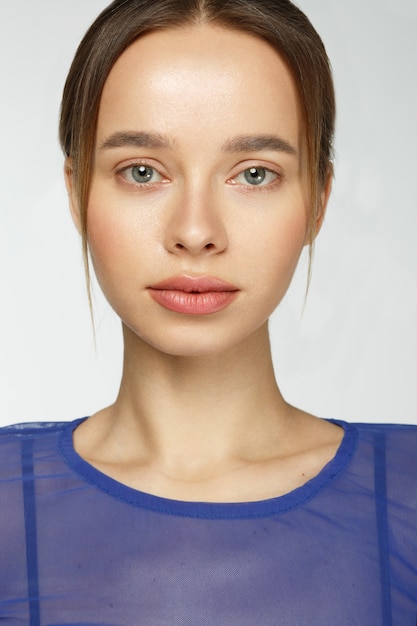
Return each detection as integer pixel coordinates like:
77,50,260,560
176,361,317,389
132,165,154,183
244,167,266,185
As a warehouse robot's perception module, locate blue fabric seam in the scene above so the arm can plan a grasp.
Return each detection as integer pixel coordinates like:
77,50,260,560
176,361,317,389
21,438,41,626
58,419,359,520
1,422,70,437
374,432,393,626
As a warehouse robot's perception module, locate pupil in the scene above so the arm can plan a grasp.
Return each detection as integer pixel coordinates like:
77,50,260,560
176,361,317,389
244,167,266,185
132,165,153,183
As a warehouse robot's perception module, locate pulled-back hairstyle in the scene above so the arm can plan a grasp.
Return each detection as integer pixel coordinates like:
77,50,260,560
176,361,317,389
60,0,335,294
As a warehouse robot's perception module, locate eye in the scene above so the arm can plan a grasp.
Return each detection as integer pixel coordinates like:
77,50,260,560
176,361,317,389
119,164,165,185
233,166,279,187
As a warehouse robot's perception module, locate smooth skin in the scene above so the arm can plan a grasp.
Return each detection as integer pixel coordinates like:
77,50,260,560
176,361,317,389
66,24,342,503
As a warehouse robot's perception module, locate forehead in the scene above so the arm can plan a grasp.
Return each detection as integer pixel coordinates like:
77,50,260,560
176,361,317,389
97,25,301,149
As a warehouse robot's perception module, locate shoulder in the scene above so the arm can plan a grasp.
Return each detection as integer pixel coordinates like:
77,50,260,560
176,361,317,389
331,420,417,495
352,421,417,435
348,421,417,505
349,421,417,461
0,420,82,476
332,420,417,461
337,419,417,448
350,422,417,585
351,420,417,453
0,420,74,450
0,417,88,438
0,420,71,438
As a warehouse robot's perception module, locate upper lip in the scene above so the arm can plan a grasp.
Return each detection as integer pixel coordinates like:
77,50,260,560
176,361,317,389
149,275,239,293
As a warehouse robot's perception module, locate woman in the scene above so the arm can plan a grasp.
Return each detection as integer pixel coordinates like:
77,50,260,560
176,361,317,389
1,1,416,624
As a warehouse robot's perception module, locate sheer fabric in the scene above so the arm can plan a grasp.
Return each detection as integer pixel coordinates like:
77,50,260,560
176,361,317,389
1,418,417,625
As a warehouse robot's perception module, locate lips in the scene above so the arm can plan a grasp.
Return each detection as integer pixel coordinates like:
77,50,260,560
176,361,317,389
148,275,239,315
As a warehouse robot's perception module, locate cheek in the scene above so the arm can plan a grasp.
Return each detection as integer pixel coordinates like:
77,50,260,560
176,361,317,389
243,205,308,276
272,213,308,273
239,203,309,316
86,181,163,277
87,208,120,283
86,199,144,294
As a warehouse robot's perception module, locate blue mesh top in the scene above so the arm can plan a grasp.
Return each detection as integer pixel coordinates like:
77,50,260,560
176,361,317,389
1,417,417,626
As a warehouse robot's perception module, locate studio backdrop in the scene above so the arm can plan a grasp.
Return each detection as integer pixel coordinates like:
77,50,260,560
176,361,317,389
0,0,416,425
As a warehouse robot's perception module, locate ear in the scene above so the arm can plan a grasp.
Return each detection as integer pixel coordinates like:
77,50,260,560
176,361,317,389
64,157,82,234
305,166,333,245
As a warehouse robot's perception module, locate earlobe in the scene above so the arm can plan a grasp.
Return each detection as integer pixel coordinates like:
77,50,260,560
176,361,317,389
64,158,82,234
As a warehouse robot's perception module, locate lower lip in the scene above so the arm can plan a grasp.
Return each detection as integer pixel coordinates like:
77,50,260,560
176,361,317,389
149,289,237,315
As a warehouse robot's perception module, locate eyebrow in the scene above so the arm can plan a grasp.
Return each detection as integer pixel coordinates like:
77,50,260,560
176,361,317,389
99,131,174,151
222,134,297,156
98,130,297,156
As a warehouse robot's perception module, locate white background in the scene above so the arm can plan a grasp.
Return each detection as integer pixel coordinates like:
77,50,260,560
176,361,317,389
0,1,416,426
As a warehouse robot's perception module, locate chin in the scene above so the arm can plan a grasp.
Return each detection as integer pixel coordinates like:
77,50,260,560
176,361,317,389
124,321,256,359
147,335,240,359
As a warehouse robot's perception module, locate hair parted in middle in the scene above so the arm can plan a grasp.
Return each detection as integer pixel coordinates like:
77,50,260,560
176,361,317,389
60,0,335,293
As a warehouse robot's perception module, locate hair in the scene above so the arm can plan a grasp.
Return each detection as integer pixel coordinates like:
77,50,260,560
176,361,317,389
60,0,335,298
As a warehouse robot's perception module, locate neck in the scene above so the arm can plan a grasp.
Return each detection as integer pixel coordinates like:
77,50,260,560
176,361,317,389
102,321,294,466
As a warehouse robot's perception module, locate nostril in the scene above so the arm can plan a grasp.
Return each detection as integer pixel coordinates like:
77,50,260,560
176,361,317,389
173,242,215,253
169,237,224,255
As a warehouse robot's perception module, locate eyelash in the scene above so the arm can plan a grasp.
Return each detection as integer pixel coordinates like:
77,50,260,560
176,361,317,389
116,162,282,191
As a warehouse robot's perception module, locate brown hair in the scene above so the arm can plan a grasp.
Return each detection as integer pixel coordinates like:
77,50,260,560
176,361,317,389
60,0,335,293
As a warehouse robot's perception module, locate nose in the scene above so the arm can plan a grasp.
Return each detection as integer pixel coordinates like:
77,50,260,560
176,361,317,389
164,184,228,257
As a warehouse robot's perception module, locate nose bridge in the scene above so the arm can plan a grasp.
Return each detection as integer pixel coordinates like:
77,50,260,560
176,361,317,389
165,174,227,256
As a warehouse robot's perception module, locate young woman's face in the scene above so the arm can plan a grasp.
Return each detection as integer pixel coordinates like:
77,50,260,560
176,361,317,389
80,25,313,356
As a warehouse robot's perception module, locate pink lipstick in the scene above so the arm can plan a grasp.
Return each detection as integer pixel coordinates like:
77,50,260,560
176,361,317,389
149,275,238,315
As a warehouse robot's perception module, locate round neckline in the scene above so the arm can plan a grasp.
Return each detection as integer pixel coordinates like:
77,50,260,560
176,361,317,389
59,417,358,520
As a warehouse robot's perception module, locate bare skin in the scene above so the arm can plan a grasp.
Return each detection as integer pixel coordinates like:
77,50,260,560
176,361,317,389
74,324,343,502
69,25,342,503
